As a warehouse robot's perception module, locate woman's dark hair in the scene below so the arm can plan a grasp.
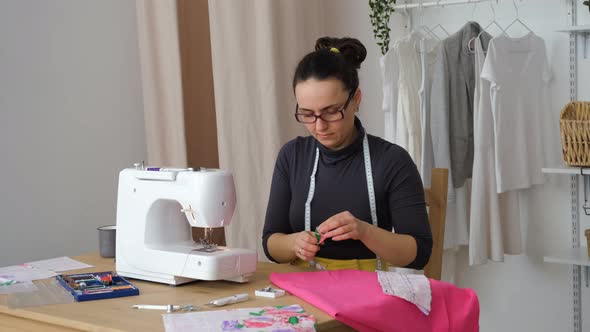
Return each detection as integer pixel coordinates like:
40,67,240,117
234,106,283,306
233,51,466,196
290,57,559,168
292,37,367,94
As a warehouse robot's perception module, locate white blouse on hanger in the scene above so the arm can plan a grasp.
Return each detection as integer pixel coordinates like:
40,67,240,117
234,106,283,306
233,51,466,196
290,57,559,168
480,33,551,193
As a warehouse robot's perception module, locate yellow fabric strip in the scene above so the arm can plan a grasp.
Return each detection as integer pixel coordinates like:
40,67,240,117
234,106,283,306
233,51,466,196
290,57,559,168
292,257,378,272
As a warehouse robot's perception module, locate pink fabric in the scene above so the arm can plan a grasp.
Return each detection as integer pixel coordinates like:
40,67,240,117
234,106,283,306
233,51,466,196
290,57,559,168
270,270,479,332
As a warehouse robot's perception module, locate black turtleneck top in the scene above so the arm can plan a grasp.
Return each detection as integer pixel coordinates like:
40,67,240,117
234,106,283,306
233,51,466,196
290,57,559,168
262,118,432,270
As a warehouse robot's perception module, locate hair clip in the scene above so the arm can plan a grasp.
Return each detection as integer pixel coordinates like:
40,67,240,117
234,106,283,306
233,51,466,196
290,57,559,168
329,47,340,54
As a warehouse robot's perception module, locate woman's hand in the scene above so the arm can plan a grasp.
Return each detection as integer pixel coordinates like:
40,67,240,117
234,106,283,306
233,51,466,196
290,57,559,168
317,211,370,242
292,231,320,261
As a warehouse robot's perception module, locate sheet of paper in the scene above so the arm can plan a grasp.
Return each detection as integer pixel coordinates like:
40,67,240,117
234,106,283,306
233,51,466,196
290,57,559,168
0,265,57,282
4,278,74,308
25,256,93,272
162,304,316,332
377,270,432,315
0,281,38,294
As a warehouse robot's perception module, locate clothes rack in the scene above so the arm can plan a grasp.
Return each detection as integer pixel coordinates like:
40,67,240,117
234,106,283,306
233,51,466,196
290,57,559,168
392,0,492,10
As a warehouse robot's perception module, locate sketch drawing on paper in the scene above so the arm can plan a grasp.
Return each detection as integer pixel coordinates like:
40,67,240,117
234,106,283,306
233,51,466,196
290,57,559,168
162,304,317,332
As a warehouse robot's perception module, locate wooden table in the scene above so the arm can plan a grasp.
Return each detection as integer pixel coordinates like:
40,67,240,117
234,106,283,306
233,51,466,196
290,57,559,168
0,254,354,332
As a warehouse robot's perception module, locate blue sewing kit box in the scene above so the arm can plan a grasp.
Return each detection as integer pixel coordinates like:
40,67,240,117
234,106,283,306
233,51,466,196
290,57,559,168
56,271,139,302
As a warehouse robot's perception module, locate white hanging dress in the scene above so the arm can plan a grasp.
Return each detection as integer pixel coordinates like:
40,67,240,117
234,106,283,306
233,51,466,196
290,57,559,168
418,37,440,187
469,37,521,265
394,33,423,167
380,42,400,143
480,33,551,193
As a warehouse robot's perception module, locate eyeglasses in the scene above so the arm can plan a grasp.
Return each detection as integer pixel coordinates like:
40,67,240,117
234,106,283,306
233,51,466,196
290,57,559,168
294,92,354,124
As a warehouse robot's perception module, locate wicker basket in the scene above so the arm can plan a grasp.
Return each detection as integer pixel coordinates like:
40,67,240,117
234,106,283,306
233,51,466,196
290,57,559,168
560,101,590,166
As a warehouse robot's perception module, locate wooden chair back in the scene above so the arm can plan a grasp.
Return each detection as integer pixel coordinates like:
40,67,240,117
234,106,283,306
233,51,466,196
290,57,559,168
423,168,449,280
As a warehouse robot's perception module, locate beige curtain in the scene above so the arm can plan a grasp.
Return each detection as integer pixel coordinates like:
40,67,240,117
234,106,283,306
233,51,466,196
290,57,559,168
136,0,187,166
208,0,324,259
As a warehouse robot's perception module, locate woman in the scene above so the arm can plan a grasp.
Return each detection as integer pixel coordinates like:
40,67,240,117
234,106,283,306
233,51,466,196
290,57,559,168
262,37,432,271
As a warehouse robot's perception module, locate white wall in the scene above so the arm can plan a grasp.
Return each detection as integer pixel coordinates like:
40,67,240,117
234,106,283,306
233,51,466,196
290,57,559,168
325,0,590,331
323,0,407,138
0,0,146,266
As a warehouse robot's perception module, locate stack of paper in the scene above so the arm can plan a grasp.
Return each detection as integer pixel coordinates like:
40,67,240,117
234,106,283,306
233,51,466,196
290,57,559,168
0,256,93,295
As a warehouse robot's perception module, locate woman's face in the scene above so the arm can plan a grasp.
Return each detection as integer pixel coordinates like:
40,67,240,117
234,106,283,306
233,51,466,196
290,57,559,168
294,78,361,150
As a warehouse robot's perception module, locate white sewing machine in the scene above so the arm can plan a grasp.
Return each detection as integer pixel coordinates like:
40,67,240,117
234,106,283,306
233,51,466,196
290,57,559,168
115,165,257,285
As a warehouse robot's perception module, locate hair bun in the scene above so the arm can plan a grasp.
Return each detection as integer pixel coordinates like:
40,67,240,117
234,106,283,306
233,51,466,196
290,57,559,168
315,36,367,69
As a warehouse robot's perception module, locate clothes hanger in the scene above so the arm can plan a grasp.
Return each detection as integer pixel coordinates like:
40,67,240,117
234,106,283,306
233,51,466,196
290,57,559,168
470,0,478,22
420,26,441,40
412,0,428,37
430,24,450,38
412,1,440,41
412,1,439,53
465,0,481,53
481,0,505,36
467,1,507,53
482,21,506,36
503,0,533,37
417,1,448,41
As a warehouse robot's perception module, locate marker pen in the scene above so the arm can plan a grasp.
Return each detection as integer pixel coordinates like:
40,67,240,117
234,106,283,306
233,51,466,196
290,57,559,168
146,167,194,172
207,293,249,306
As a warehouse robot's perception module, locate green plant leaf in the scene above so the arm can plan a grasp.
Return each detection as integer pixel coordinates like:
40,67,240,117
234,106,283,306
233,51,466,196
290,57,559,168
368,0,396,55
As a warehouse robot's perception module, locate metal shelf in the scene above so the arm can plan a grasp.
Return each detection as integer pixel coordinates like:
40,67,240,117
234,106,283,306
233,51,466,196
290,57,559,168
543,167,590,175
544,248,590,267
557,25,590,33
556,25,590,59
